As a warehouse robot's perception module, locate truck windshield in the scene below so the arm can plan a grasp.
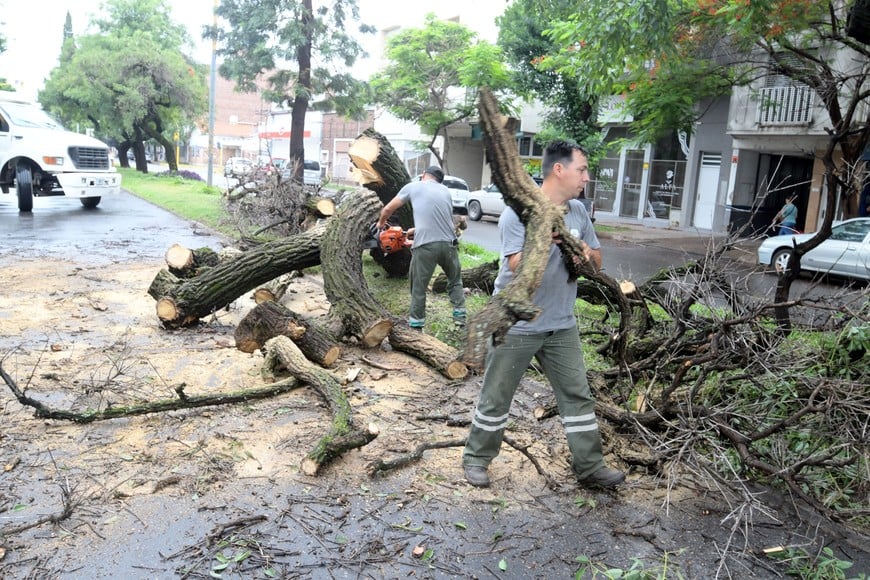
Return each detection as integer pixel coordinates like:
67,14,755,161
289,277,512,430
0,102,65,130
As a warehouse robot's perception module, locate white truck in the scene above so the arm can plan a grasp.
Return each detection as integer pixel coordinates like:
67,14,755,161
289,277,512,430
0,94,121,212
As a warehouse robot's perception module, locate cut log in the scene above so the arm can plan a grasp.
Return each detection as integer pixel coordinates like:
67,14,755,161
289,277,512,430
388,324,468,380
165,245,222,279
252,273,295,304
321,188,395,347
262,336,377,475
348,128,415,277
147,268,181,301
433,260,499,295
235,300,341,367
306,196,335,219
151,223,326,328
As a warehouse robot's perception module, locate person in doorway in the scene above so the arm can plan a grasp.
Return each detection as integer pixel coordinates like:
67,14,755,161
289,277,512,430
774,194,799,235
461,141,625,489
376,166,466,331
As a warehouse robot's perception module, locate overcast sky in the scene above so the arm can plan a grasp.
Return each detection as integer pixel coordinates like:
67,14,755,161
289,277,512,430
0,0,504,101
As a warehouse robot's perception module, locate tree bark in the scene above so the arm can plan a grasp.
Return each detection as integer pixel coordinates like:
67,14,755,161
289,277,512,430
235,300,341,367
262,336,377,475
348,128,415,277
388,324,468,380
165,244,222,279
151,224,325,328
432,260,500,295
321,188,396,347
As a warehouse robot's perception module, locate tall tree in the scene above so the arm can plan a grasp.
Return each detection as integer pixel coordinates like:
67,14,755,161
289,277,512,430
40,0,207,172
369,14,479,170
496,0,600,151
210,0,374,183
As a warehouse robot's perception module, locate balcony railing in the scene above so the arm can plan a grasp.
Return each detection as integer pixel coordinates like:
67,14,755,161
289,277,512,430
755,85,815,126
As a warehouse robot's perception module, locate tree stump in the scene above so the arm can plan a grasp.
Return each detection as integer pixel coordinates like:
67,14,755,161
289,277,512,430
235,300,341,367
262,336,377,475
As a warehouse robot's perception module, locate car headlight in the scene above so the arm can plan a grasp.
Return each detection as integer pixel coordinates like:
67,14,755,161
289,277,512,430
43,156,64,166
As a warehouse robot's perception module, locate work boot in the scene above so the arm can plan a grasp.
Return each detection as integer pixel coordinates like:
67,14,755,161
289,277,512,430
463,464,490,488
577,467,625,488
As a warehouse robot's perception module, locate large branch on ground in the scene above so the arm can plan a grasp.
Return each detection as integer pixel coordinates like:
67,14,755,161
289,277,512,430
348,128,414,277
387,324,468,380
0,357,304,423
321,189,395,346
235,300,341,367
262,336,377,475
150,223,325,328
320,188,468,379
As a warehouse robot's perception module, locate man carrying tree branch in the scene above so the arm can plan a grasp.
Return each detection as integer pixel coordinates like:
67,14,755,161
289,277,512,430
462,141,625,489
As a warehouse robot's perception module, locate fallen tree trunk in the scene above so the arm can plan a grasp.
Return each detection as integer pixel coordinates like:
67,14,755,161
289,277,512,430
387,324,468,380
433,260,500,294
320,188,468,378
235,300,341,367
252,273,296,304
151,223,326,328
262,336,378,475
321,188,395,347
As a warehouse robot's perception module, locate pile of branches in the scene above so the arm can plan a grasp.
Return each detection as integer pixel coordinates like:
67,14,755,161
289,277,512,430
574,243,869,531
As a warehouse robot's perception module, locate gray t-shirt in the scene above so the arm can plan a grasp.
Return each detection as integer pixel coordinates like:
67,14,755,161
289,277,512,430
493,199,600,334
397,180,457,248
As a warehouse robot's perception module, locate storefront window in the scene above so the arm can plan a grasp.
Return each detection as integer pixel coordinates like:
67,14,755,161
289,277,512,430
645,133,687,219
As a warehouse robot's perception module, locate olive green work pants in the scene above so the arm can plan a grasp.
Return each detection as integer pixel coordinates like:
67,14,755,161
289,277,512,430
462,327,606,479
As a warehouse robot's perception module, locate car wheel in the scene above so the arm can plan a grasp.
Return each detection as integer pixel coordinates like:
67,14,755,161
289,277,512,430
16,164,34,212
80,197,101,209
771,248,795,274
467,200,482,221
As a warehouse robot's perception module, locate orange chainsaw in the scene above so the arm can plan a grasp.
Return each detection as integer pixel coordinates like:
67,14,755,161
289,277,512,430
365,224,413,255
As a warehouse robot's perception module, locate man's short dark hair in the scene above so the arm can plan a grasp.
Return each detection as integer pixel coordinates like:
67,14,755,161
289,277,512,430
424,165,444,183
541,140,588,178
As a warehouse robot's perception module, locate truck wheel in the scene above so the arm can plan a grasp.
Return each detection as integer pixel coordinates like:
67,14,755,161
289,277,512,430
16,164,34,212
80,197,101,209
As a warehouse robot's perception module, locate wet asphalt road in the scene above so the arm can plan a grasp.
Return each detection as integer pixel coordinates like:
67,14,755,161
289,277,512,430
0,190,228,266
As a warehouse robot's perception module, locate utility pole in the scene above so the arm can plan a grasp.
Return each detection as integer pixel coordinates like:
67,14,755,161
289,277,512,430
207,0,217,187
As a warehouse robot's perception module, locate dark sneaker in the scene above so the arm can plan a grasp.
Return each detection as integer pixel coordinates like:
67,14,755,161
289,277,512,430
463,465,490,488
577,467,625,488
453,317,466,328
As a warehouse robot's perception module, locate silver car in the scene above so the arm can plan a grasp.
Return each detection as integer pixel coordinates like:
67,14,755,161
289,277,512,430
756,217,870,281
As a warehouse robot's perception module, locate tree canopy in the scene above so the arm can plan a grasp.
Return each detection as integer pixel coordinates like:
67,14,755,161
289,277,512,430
369,13,512,170
496,0,601,152
211,0,373,182
39,0,207,172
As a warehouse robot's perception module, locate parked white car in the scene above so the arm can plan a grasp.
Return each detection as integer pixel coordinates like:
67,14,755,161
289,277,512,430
756,217,870,281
